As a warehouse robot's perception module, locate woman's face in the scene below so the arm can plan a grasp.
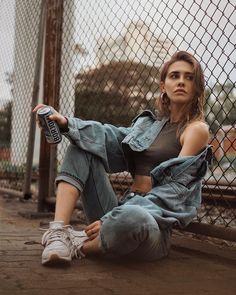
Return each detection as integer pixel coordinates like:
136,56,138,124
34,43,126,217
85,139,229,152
161,60,195,106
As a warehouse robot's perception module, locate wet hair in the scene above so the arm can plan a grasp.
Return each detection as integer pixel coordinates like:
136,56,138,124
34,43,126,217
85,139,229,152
156,51,205,134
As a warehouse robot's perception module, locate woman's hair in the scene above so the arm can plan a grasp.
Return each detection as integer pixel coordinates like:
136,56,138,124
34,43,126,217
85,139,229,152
156,51,205,134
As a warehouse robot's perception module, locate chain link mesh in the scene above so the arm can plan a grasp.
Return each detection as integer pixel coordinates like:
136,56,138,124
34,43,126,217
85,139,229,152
0,0,42,190
0,0,235,234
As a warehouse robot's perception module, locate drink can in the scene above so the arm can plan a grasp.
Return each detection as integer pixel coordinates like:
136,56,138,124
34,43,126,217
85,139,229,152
37,106,62,144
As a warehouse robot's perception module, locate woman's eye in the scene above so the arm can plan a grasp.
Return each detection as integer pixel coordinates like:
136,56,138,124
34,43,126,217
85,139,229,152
186,75,194,80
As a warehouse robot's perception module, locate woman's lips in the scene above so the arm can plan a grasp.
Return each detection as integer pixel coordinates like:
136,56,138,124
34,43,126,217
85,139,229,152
174,89,187,94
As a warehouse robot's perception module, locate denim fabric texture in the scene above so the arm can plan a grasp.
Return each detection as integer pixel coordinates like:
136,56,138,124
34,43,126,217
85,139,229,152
57,111,212,259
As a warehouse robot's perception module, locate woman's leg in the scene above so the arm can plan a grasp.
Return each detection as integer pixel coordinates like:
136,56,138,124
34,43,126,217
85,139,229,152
42,144,118,265
84,204,171,261
55,144,118,223
54,182,79,225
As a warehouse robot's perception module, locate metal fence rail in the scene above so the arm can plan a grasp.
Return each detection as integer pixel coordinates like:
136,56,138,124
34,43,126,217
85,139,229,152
0,0,235,239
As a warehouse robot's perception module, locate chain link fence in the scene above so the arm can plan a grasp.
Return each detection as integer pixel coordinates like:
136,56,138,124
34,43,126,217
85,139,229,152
0,0,235,238
0,0,42,192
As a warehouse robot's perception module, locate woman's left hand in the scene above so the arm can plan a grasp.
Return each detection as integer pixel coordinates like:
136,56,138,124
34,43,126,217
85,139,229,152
85,220,102,240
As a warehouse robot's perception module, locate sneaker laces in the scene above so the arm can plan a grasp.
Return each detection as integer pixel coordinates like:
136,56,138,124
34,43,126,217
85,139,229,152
68,229,89,259
41,225,72,247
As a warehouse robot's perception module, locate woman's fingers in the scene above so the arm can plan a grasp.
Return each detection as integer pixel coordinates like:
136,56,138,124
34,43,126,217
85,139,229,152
85,220,101,239
33,104,46,128
32,104,68,130
32,103,46,113
49,113,68,129
87,226,99,236
87,229,100,240
86,220,101,231
88,233,99,240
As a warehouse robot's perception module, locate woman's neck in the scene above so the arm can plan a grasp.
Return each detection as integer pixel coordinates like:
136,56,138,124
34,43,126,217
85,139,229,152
169,103,186,123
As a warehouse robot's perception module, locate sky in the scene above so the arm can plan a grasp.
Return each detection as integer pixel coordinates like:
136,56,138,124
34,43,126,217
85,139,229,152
75,0,235,84
0,0,235,106
0,0,15,106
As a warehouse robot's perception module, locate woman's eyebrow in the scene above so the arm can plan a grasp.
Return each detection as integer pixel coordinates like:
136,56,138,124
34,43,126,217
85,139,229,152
169,71,194,75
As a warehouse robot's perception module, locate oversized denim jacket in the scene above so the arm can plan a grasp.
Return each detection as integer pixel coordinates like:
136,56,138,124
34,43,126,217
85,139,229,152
63,110,212,229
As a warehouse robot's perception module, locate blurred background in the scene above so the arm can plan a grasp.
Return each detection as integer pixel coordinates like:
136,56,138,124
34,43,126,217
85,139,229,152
0,0,235,241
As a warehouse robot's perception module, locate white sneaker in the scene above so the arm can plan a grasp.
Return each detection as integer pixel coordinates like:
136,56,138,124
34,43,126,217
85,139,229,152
68,228,89,259
41,221,73,265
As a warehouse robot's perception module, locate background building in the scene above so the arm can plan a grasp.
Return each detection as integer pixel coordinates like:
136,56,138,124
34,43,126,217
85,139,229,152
95,21,176,67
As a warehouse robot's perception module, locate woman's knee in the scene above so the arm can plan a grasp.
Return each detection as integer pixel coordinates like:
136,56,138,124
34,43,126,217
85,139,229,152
62,144,86,165
102,205,158,234
56,145,91,191
100,205,161,256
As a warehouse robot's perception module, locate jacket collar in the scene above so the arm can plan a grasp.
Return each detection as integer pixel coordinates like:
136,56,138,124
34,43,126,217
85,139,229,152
131,110,157,124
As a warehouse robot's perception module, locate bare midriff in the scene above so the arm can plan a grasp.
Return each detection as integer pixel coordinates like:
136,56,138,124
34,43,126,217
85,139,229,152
130,175,152,193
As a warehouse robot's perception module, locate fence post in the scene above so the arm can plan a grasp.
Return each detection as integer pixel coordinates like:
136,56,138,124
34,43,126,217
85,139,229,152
23,0,46,200
38,0,64,211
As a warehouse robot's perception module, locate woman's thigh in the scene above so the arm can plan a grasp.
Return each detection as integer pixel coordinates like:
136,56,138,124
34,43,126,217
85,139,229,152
56,144,118,222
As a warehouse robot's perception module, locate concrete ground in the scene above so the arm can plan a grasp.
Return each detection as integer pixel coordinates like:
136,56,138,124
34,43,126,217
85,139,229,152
0,193,236,295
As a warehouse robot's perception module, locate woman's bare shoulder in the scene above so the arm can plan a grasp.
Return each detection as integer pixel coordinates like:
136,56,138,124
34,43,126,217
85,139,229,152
179,121,209,156
186,120,209,135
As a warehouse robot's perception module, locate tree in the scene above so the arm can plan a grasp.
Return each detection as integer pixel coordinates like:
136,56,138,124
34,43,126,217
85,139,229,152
0,101,12,146
74,61,160,126
205,81,236,133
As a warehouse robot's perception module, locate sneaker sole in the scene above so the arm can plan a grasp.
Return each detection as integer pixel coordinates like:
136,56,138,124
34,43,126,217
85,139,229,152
42,254,71,266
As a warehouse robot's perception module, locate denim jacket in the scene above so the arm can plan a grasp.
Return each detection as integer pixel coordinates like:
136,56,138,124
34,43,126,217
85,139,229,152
63,110,165,173
63,111,212,229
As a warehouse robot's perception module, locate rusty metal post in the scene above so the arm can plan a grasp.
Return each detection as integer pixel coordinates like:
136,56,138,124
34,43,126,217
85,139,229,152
38,0,64,211
23,0,46,200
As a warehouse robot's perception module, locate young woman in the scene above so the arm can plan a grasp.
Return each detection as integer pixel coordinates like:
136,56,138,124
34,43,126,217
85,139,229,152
34,51,211,265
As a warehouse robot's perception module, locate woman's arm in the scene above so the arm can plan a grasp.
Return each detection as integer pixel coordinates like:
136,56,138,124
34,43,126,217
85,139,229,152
179,121,209,157
33,104,131,173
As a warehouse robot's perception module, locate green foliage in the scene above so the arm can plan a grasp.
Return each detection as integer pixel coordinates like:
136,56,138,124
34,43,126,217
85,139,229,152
0,101,12,145
0,160,24,181
75,91,156,126
74,61,159,126
205,81,236,133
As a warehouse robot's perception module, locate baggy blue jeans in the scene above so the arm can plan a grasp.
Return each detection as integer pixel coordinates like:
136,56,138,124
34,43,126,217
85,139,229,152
56,144,171,261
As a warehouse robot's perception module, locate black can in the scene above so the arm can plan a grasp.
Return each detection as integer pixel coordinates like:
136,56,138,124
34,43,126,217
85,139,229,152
37,106,62,144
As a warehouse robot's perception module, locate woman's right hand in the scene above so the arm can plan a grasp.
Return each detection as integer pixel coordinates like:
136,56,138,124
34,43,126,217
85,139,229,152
33,104,68,130
85,220,102,241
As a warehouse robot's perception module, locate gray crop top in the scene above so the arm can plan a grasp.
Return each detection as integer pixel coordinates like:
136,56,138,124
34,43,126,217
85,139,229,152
130,121,182,176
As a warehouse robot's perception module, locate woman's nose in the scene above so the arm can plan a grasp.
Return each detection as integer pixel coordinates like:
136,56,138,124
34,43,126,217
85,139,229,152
178,75,185,85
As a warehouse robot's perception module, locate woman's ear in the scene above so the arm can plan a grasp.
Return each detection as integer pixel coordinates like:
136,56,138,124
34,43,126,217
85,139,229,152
160,81,165,93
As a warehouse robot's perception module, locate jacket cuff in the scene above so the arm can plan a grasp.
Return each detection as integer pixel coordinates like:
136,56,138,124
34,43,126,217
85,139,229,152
61,117,76,144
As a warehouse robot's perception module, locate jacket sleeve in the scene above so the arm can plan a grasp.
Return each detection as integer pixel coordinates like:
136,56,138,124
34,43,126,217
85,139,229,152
62,117,132,173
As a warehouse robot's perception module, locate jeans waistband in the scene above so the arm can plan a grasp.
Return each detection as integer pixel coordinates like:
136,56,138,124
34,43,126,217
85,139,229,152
119,189,147,205
126,189,147,196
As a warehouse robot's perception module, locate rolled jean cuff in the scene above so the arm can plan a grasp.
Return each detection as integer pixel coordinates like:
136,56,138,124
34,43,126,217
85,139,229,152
55,173,84,192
